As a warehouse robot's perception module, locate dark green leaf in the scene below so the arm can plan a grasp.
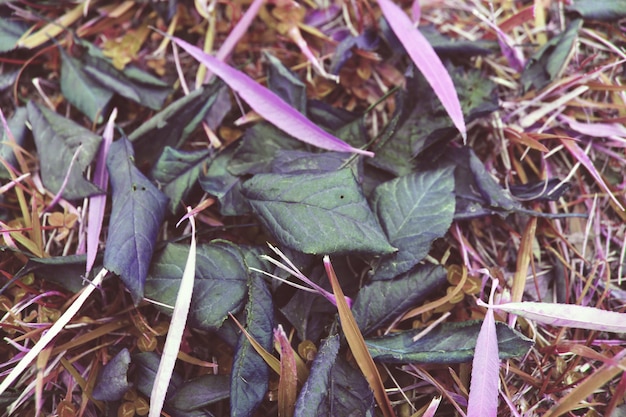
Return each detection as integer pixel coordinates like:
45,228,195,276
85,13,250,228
421,25,497,57
14,253,100,293
228,123,303,176
104,137,168,304
129,82,226,168
230,250,274,417
265,52,307,114
366,321,533,364
79,41,170,110
0,69,18,93
567,0,626,20
144,241,248,331
306,100,360,132
0,107,27,180
151,147,211,213
59,47,113,123
326,356,375,417
271,150,353,174
521,19,583,93
199,145,251,216
353,265,447,334
0,18,28,52
241,168,395,255
293,334,340,417
92,349,132,401
371,167,455,280
27,101,103,199
133,351,183,400
170,375,230,411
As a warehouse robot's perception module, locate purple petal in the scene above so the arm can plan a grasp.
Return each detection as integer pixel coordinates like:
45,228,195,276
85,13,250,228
170,36,373,156
467,281,499,417
377,0,466,140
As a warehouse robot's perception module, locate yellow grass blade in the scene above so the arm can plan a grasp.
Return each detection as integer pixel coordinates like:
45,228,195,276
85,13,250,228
230,313,281,375
512,217,537,303
18,3,84,49
323,256,396,417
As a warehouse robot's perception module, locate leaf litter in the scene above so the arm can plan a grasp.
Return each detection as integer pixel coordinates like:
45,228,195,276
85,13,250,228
1,1,626,416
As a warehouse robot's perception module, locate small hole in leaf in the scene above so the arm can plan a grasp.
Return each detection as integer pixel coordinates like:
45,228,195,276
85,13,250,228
339,195,344,199
132,184,137,191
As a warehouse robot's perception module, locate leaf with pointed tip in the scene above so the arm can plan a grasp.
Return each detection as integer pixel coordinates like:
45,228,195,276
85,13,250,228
265,52,307,114
27,101,103,199
365,321,533,364
59,47,113,123
92,349,132,401
242,169,395,255
293,334,340,417
377,0,466,139
104,137,168,304
371,167,455,280
151,147,211,213
129,82,227,168
353,265,447,334
144,241,248,331
0,107,27,180
231,248,274,417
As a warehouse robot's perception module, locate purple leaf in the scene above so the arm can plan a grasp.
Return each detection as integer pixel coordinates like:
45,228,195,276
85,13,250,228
481,301,626,333
467,281,499,417
169,35,373,157
377,0,466,140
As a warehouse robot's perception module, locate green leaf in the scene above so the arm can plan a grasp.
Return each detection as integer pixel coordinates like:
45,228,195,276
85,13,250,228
13,253,99,293
366,321,534,364
104,137,168,304
27,101,103,199
0,107,27,180
371,167,455,280
293,334,340,417
133,352,183,401
228,123,303,176
353,265,447,334
230,249,274,417
265,52,307,114
129,82,226,168
151,147,211,213
326,356,375,417
567,0,626,20
271,150,355,174
241,168,396,255
521,19,583,93
0,18,28,52
79,41,170,110
144,241,248,331
199,144,251,216
169,375,230,411
92,348,132,401
59,47,113,123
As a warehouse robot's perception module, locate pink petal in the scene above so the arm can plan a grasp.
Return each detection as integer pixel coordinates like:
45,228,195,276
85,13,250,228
170,36,373,157
467,281,499,417
377,0,466,140
481,301,626,333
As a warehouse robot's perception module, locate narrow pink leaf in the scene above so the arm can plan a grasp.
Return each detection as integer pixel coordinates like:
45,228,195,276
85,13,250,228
86,108,116,273
467,280,499,417
377,0,466,140
559,114,626,138
149,210,197,417
423,396,442,417
560,137,625,211
169,36,373,157
480,300,626,333
411,0,421,22
274,324,298,417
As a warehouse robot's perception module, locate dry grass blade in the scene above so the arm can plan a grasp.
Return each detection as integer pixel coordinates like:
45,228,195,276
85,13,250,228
229,313,281,375
323,256,396,417
275,325,298,417
512,217,537,304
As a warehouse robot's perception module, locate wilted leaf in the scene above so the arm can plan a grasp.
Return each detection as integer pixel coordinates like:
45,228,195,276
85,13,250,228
151,147,211,213
104,137,168,304
231,250,274,417
92,349,132,401
144,241,248,331
59,46,113,123
293,334,340,417
129,82,226,167
242,169,395,255
169,375,230,411
0,107,27,180
27,101,103,199
353,265,447,334
365,321,533,364
371,167,455,280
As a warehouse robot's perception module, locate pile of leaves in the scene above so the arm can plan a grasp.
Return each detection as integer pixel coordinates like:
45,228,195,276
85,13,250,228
2,1,626,416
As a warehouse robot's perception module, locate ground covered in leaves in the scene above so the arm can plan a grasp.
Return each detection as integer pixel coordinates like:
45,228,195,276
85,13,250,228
1,0,626,416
